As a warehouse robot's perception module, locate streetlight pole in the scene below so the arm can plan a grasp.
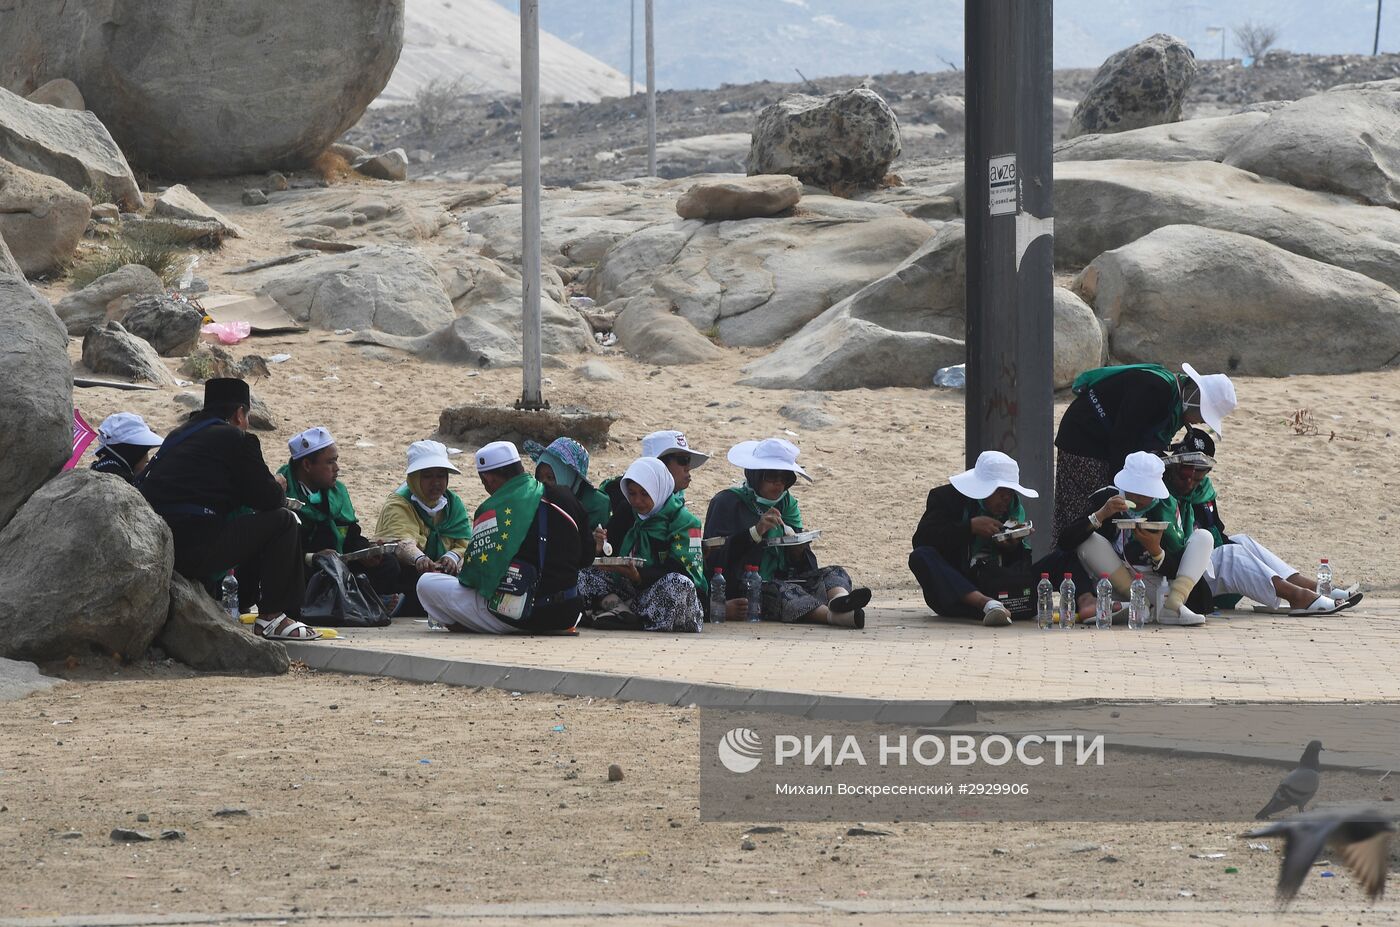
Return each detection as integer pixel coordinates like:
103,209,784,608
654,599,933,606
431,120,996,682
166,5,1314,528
645,0,656,176
517,0,544,410
629,0,636,95
1376,0,1385,55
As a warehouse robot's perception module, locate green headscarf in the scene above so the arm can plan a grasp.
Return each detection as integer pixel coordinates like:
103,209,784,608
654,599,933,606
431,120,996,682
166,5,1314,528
394,482,472,560
620,491,707,595
725,484,802,581
1140,495,1189,555
278,463,358,553
1175,476,1223,547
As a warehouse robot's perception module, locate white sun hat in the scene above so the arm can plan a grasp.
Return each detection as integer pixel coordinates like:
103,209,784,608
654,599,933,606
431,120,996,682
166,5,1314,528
288,426,335,461
949,450,1039,500
474,440,522,473
96,412,163,448
1113,451,1170,500
726,437,812,482
1182,363,1237,436
405,439,461,475
641,429,710,467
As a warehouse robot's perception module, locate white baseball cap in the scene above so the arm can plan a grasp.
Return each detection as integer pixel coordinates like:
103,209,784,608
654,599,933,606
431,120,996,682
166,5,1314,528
406,439,461,475
1114,451,1170,499
96,412,163,448
726,437,812,482
1182,363,1237,436
949,450,1039,500
288,426,335,461
641,429,710,467
475,440,522,473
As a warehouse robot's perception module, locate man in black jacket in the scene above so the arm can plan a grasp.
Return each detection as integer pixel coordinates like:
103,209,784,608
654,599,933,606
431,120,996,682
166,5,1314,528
418,441,594,633
138,378,316,641
910,451,1090,627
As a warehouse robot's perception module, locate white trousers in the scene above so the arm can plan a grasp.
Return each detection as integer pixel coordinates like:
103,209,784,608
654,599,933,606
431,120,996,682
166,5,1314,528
418,573,521,634
1203,534,1298,607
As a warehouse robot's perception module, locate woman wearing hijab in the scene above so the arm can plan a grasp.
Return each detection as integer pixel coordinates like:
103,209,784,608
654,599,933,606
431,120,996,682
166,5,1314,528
374,440,473,616
703,438,871,628
577,457,706,633
90,412,163,483
525,437,611,533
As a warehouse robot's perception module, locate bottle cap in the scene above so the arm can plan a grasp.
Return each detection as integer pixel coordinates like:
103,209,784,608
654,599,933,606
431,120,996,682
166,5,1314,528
1134,572,1143,579
714,567,723,574
1321,558,1329,564
1040,572,1049,579
747,564,759,571
1063,572,1073,578
1100,572,1109,578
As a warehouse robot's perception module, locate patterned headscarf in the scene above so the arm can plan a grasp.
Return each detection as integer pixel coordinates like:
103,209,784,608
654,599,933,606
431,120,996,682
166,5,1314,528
523,437,590,494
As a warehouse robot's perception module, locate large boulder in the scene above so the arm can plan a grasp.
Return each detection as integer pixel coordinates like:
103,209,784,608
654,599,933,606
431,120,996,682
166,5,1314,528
1066,34,1198,140
81,320,175,384
119,293,205,356
151,185,246,238
0,470,173,663
251,246,455,337
1054,159,1400,294
675,174,802,221
460,186,679,267
1222,82,1400,208
612,295,726,366
1055,112,1269,164
0,157,91,275
54,264,165,335
1052,288,1106,388
158,574,289,674
0,277,70,531
1074,224,1400,376
0,0,405,178
0,87,142,208
0,226,21,279
747,89,901,188
25,78,84,111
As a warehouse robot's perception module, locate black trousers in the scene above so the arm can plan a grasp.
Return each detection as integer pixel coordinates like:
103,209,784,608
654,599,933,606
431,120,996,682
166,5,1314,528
909,547,1092,619
175,509,305,619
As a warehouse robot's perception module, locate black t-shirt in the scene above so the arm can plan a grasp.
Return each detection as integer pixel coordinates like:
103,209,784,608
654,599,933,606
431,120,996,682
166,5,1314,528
510,483,595,630
1055,369,1183,462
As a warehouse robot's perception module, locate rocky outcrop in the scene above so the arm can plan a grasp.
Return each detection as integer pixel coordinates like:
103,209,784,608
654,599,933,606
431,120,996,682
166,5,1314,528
81,321,176,384
1052,288,1106,387
1074,224,1400,377
0,87,142,208
1055,112,1268,164
747,89,901,188
354,148,409,181
54,264,165,335
158,574,289,674
25,78,84,110
0,0,405,177
0,277,71,531
151,185,246,238
675,174,802,221
0,232,20,279
1066,34,1198,139
0,157,91,275
613,295,725,366
119,294,205,357
0,470,173,663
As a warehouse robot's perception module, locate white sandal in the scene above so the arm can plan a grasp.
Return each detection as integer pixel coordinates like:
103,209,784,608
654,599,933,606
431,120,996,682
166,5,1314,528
255,615,322,641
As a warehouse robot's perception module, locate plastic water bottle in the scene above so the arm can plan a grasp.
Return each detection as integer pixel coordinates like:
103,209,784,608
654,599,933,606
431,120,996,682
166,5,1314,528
1036,572,1054,630
220,570,240,623
709,568,727,623
744,565,763,622
1095,573,1114,629
1128,573,1148,630
1059,572,1076,630
1316,558,1333,599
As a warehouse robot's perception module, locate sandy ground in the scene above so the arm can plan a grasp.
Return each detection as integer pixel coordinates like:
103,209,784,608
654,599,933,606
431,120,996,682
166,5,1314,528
3,670,1395,924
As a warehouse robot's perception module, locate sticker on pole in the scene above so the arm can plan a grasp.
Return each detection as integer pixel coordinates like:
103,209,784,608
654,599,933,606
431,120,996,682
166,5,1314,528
989,154,1018,216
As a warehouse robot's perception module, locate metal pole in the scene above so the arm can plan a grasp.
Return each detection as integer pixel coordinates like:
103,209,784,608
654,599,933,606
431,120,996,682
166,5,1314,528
965,0,1054,556
629,0,636,95
1376,0,1384,55
1221,29,1226,60
517,0,545,410
645,0,656,176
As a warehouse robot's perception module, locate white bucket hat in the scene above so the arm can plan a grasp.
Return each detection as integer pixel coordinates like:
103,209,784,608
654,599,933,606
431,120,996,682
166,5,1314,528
96,412,163,448
726,437,811,482
641,429,710,467
288,426,335,461
406,439,461,475
949,450,1039,500
1114,451,1170,500
1182,363,1237,436
475,440,522,473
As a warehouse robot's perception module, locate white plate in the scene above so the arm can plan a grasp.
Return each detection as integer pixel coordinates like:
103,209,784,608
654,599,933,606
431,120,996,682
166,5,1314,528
340,543,398,563
595,556,646,567
1112,518,1146,529
766,529,821,547
283,498,305,511
1138,520,1170,531
993,523,1033,542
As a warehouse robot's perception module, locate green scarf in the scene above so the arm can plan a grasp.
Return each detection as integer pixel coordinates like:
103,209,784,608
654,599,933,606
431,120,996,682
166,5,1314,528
620,492,707,595
1071,363,1184,445
577,482,612,533
394,485,472,560
1140,495,1190,555
968,496,1028,565
1175,476,1223,547
459,473,546,595
726,484,803,581
278,464,358,553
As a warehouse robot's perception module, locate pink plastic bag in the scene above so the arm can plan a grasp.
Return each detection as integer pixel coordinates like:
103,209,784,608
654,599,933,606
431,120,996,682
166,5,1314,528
66,410,97,471
201,321,251,344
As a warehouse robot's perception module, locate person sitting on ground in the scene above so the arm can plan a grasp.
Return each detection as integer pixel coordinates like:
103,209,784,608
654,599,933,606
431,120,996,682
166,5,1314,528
1164,428,1357,614
599,429,710,556
91,412,163,484
374,440,472,616
277,426,402,614
1056,451,1215,627
702,437,870,628
1053,362,1237,546
418,441,594,634
578,457,706,632
138,377,316,640
525,436,611,534
909,451,1095,627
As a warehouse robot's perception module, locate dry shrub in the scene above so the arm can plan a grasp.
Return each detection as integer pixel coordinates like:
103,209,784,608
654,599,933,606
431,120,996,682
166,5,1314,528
312,150,355,184
67,224,190,288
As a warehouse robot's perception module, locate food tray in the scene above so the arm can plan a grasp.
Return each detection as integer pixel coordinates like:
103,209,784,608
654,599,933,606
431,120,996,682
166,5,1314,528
340,543,398,563
1111,518,1146,528
766,529,821,547
993,522,1033,542
1138,520,1170,531
283,498,305,512
595,556,646,567
701,537,726,549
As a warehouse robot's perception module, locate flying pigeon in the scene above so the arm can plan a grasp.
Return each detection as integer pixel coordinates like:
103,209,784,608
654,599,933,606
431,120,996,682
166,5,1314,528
1247,806,1396,902
1256,740,1323,820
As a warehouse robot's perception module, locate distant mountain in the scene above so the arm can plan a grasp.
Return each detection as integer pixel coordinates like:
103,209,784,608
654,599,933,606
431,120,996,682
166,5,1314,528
376,0,629,107
501,0,1399,90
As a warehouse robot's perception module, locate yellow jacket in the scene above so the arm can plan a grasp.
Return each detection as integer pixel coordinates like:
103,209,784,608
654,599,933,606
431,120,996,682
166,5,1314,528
374,493,471,561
